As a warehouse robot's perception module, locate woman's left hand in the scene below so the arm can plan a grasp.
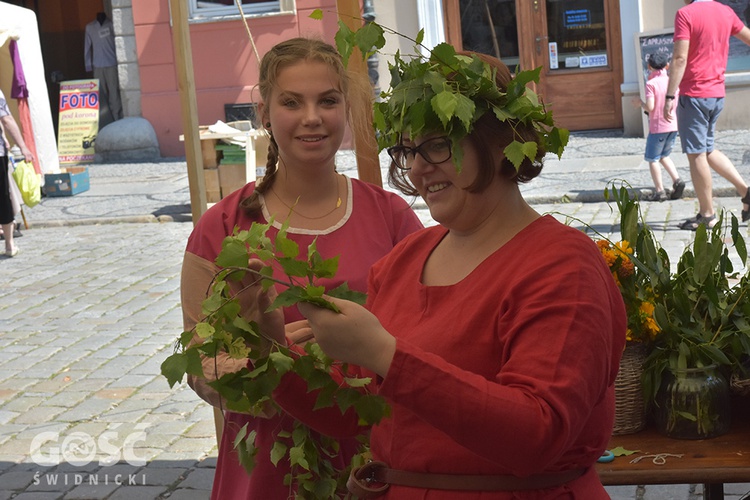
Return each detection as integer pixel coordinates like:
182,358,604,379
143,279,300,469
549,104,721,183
297,297,396,376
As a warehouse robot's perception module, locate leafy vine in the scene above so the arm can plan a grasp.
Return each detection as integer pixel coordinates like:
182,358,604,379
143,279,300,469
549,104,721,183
161,219,388,498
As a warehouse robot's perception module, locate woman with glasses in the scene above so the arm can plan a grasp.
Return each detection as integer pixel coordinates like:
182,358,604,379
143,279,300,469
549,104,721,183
267,50,626,498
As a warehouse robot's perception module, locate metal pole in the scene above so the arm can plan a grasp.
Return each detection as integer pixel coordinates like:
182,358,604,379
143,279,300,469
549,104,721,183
362,0,380,98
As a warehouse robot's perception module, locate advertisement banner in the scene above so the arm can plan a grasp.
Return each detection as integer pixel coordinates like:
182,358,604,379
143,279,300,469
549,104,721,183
57,80,99,165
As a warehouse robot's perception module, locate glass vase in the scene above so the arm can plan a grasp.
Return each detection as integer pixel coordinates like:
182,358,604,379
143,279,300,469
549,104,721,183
653,365,731,439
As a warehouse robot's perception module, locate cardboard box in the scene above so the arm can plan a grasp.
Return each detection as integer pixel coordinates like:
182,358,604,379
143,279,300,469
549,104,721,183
218,163,247,198
204,168,221,203
44,167,90,197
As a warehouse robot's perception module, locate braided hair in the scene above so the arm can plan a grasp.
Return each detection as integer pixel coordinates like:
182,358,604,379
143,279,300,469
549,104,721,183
240,37,372,216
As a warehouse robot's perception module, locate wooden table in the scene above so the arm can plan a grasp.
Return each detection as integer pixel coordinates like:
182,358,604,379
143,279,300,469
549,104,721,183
596,403,750,500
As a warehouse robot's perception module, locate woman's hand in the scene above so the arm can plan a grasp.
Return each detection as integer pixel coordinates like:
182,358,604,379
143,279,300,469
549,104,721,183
286,320,314,346
297,297,396,377
227,259,286,345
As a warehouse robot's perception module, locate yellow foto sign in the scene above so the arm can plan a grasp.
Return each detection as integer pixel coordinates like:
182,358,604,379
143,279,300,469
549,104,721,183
58,79,99,165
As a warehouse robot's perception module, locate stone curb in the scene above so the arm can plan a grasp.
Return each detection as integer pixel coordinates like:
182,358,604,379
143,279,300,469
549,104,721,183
24,214,177,229
17,187,744,229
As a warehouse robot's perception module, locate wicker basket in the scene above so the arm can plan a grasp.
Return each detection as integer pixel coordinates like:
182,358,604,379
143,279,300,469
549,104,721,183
730,372,750,397
613,343,649,435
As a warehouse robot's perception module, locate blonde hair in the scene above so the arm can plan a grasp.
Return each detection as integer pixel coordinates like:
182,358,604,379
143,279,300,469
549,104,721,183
240,37,374,216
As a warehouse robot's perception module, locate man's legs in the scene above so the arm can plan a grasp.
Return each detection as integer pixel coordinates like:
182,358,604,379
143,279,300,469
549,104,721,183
706,149,749,209
677,96,722,228
687,152,714,217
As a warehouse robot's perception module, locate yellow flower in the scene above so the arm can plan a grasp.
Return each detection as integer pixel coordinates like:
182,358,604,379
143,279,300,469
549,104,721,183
625,328,635,342
638,301,660,339
615,240,633,256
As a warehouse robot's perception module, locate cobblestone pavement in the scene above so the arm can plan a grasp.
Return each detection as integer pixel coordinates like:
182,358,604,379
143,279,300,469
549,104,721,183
2,129,750,499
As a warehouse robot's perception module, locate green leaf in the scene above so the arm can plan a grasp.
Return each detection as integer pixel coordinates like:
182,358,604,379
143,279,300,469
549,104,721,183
276,233,299,259
335,387,360,413
353,21,385,56
270,287,307,310
430,43,458,66
195,322,214,339
278,257,309,278
354,394,390,425
610,446,639,457
161,352,189,387
270,440,288,466
311,255,339,279
309,8,322,20
234,428,258,474
289,446,310,470
185,349,203,377
503,140,526,169
432,90,459,128
415,29,424,45
327,282,367,305
335,21,355,68
547,127,569,158
269,351,295,374
216,237,250,269
343,376,372,388
227,337,251,359
309,280,331,296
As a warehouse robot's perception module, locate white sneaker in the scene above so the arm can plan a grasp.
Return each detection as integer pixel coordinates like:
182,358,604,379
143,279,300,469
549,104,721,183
5,246,18,257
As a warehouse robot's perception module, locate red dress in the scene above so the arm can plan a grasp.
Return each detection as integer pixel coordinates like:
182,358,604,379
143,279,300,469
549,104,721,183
181,177,423,499
277,215,627,499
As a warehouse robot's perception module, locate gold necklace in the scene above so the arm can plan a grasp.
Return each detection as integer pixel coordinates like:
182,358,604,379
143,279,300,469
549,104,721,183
270,175,343,220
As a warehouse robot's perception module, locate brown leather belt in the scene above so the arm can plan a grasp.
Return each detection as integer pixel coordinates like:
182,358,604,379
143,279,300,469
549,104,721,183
347,461,587,498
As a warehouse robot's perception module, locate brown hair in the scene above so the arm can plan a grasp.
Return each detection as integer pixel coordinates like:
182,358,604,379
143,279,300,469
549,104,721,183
240,37,374,216
386,51,545,197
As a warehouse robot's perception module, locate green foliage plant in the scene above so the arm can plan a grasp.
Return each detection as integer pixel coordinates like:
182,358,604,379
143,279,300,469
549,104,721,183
645,212,750,408
599,185,668,345
160,219,389,499
310,9,569,170
604,184,750,435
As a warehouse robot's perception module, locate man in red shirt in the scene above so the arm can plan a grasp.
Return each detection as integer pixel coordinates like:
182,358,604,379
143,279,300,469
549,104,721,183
664,0,750,230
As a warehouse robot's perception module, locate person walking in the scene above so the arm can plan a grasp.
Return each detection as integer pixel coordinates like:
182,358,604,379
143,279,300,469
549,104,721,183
664,0,750,230
182,38,422,499
0,88,33,257
635,52,685,202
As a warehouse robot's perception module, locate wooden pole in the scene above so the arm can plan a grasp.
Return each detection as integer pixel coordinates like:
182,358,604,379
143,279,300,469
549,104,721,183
169,0,219,447
169,0,207,224
336,0,382,187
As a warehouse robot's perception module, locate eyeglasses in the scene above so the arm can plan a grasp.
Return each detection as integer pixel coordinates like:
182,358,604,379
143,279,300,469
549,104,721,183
387,136,453,171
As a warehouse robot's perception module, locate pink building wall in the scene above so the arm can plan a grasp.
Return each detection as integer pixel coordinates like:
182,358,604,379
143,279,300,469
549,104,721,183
132,1,344,158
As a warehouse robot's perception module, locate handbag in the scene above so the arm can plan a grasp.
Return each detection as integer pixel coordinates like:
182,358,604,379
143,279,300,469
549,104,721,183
11,159,41,208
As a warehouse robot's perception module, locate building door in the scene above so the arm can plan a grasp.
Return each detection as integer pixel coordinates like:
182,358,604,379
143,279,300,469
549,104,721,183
444,0,623,131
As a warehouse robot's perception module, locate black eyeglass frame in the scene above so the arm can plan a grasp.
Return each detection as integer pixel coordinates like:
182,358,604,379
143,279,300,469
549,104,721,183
386,136,453,171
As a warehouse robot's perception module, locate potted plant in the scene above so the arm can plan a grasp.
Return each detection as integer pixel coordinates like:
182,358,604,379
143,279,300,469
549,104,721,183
595,185,666,435
641,210,750,439
593,185,750,439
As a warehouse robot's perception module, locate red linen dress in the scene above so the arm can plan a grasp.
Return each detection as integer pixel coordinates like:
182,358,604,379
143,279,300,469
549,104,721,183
181,177,423,499
277,215,627,499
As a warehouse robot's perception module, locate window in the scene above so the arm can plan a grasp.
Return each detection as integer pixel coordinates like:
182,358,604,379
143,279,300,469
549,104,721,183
546,0,607,71
459,0,519,70
189,0,295,21
720,0,750,72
